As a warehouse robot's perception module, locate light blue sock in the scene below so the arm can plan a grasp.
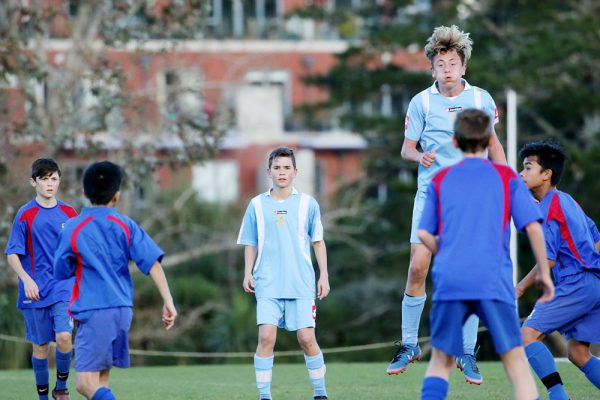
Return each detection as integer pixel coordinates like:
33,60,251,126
580,356,600,389
421,376,449,400
32,357,49,400
462,314,479,355
55,349,71,391
525,342,569,400
401,293,426,346
91,387,117,400
305,352,327,398
254,354,274,399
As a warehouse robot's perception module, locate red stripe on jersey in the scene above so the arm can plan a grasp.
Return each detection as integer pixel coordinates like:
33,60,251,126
432,167,452,238
107,215,131,245
59,205,78,218
68,216,93,317
546,192,587,266
491,164,515,231
19,207,40,278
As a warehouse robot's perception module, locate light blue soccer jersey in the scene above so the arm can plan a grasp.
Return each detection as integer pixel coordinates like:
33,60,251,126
237,188,323,299
404,80,499,191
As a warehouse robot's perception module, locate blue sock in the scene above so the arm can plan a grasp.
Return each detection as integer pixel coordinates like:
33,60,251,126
525,342,569,400
305,352,327,398
55,349,71,391
462,314,479,355
421,376,449,400
254,354,274,399
91,387,117,400
401,293,426,346
580,356,600,389
32,357,49,400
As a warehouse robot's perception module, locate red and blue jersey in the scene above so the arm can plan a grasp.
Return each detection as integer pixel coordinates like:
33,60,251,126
419,158,542,304
538,189,600,283
5,198,78,309
53,206,164,320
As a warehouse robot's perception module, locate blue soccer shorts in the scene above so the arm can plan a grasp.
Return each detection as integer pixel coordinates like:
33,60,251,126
256,298,316,331
430,300,522,357
523,271,600,343
75,307,133,372
410,190,427,244
22,301,73,345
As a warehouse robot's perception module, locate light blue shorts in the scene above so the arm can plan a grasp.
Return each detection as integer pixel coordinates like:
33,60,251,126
22,301,73,345
256,298,316,331
410,190,427,244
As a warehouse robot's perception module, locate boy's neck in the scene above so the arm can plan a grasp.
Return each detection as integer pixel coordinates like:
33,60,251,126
36,195,57,208
462,151,487,159
437,80,464,97
270,186,293,201
531,184,555,201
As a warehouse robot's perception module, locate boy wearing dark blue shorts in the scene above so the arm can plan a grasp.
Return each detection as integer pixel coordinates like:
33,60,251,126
53,161,177,400
418,109,554,400
518,141,600,399
5,158,78,400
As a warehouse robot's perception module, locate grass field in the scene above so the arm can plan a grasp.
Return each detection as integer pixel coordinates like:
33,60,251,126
0,361,595,399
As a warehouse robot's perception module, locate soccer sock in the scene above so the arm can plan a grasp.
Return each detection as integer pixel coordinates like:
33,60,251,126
254,354,274,399
462,314,479,355
304,352,327,398
421,376,449,400
401,293,426,346
91,387,117,400
580,356,600,389
525,342,569,400
55,349,71,391
32,357,49,400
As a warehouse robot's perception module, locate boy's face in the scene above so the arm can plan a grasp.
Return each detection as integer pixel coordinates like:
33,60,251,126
431,49,466,88
268,156,297,189
520,155,550,190
30,172,60,200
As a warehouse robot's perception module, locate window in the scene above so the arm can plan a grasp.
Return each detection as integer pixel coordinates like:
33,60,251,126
157,68,204,121
192,160,239,203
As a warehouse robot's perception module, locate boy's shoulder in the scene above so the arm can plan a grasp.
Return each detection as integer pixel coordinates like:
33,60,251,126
14,198,37,216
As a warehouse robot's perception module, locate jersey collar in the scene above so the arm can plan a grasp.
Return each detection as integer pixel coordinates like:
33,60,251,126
430,79,472,94
265,187,299,196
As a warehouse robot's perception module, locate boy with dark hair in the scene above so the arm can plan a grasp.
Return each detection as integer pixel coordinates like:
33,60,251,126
518,140,600,399
5,158,77,400
53,161,177,400
238,147,330,400
418,109,554,399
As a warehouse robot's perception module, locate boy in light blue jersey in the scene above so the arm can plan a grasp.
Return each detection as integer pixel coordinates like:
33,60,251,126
387,25,507,384
238,147,330,400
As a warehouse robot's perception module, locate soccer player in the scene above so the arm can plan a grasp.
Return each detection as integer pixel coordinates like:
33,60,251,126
388,24,507,384
418,109,554,400
517,140,600,399
5,158,78,400
53,161,177,400
237,147,330,400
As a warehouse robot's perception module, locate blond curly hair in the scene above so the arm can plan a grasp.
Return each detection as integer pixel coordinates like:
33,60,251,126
424,25,473,64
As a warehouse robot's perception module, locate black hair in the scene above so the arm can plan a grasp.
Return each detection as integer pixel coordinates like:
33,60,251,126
268,147,296,169
453,109,491,153
519,140,567,186
83,161,122,205
31,158,61,180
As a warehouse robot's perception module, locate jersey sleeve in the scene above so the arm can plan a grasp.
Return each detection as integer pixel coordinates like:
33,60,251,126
510,178,543,231
404,94,426,142
129,222,165,275
308,198,324,242
237,201,258,246
419,182,439,235
53,228,76,280
586,215,600,244
5,212,27,256
481,90,499,126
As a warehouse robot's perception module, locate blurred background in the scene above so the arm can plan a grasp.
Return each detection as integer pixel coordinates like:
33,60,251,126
1,0,599,369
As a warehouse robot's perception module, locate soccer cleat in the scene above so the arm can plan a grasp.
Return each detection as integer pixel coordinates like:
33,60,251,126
386,342,422,375
51,388,71,400
456,347,483,385
314,397,328,400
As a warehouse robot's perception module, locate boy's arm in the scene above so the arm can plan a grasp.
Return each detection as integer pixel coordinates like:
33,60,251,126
522,221,554,303
417,229,438,254
488,133,507,164
6,254,40,301
401,137,436,168
149,261,177,330
242,246,257,294
312,240,330,300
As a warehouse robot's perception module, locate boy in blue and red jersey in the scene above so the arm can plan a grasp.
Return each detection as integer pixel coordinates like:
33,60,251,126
5,158,77,400
517,141,600,399
53,161,177,400
418,109,554,400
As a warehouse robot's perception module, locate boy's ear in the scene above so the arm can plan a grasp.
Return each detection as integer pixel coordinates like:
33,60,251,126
29,177,36,187
452,136,459,148
542,168,553,182
112,191,121,204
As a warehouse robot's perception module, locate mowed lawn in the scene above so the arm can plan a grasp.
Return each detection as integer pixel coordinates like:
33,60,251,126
0,361,595,399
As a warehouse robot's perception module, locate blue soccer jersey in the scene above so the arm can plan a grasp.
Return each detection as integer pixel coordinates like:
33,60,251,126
237,189,323,299
419,158,542,303
5,198,77,309
538,189,600,283
53,206,164,320
404,80,499,191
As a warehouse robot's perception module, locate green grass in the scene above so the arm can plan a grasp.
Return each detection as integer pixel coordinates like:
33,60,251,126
0,362,595,399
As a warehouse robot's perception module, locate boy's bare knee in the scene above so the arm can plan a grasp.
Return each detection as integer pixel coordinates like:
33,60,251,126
520,326,542,346
567,341,591,368
32,343,49,359
297,329,318,352
55,332,72,351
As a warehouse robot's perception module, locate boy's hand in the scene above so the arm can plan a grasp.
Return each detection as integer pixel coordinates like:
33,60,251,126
23,276,40,301
162,302,177,330
317,276,330,300
535,270,554,304
243,274,255,294
515,282,526,299
420,151,436,168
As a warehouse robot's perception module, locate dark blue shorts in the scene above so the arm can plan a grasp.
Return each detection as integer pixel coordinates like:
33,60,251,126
430,300,522,357
22,301,73,345
75,307,133,372
523,271,600,343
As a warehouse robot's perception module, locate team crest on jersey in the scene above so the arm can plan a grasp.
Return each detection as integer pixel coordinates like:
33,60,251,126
275,210,287,227
404,115,409,131
446,106,463,113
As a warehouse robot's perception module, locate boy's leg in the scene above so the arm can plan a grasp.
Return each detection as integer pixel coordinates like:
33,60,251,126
499,346,539,400
32,344,51,400
568,340,600,389
456,314,483,385
76,371,116,400
421,348,453,400
297,328,327,399
23,307,54,400
52,301,73,395
255,324,278,400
